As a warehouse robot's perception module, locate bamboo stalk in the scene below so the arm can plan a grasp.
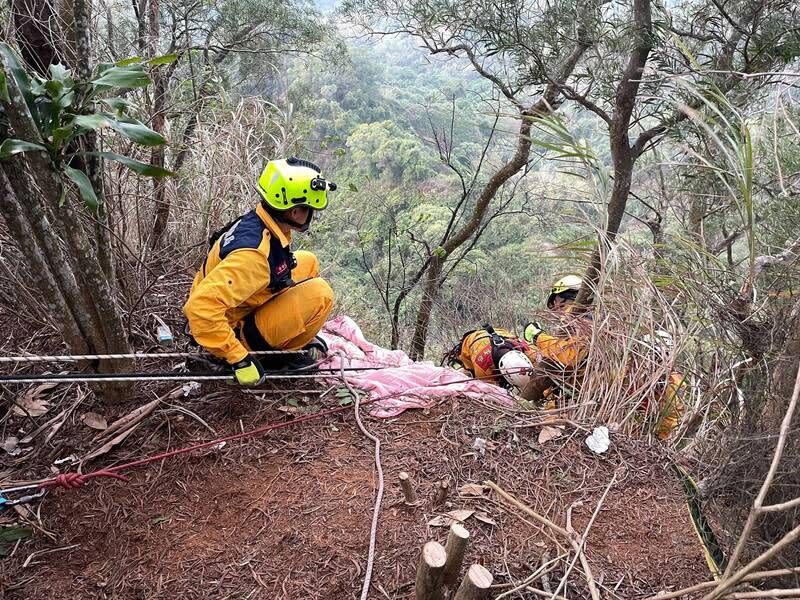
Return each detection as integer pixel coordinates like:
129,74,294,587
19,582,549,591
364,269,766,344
415,541,447,600
453,564,493,600
442,522,470,587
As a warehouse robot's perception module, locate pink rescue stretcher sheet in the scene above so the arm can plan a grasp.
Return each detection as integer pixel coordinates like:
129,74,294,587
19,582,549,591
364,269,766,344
318,315,515,418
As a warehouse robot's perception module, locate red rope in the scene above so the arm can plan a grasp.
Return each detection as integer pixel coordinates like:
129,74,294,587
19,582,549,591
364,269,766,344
34,369,516,493
39,397,381,492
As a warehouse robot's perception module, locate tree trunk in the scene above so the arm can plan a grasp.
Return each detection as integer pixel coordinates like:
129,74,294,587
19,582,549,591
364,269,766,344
11,0,65,75
2,159,99,350
73,0,116,281
576,0,653,306
0,169,88,352
0,51,131,358
688,196,705,245
148,0,170,249
409,257,444,360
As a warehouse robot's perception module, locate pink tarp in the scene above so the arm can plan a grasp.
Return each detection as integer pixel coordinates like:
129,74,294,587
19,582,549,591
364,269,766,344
318,315,515,418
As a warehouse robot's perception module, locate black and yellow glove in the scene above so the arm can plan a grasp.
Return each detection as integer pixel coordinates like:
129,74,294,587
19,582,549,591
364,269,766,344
523,321,543,344
232,356,266,386
304,336,329,362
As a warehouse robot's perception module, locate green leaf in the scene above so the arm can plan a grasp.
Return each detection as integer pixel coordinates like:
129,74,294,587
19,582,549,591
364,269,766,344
0,525,33,543
0,43,32,107
100,97,133,115
97,151,174,177
114,57,144,67
148,53,178,66
0,139,46,160
0,70,9,103
347,182,359,192
64,166,98,212
49,63,71,82
43,79,64,98
91,66,150,89
107,117,165,146
74,114,110,130
52,124,75,146
56,90,75,109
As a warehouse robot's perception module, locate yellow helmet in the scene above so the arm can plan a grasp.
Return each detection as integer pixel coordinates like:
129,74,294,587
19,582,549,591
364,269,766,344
257,157,336,212
547,275,583,308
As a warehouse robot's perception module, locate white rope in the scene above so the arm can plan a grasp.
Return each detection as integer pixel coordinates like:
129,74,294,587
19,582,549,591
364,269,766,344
0,373,327,384
340,361,384,600
0,349,306,364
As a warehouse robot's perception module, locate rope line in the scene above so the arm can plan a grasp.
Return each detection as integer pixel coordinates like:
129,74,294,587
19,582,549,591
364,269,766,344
0,367,525,497
0,349,306,364
341,361,384,600
8,396,384,494
0,367,387,384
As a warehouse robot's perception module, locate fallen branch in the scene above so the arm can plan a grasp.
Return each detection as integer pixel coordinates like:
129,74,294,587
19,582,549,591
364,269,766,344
552,473,616,600
484,481,569,538
642,567,800,600
80,394,165,464
486,475,615,600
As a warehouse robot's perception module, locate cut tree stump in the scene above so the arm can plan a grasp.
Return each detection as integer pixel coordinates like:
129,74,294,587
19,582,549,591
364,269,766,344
442,522,470,587
433,479,450,506
399,471,417,503
415,541,447,600
453,564,493,600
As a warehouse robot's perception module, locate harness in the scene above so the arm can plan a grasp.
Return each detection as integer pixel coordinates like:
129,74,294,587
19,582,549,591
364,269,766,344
443,324,529,389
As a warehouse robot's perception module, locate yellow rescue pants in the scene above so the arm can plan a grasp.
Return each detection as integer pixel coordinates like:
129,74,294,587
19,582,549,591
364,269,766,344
244,251,334,351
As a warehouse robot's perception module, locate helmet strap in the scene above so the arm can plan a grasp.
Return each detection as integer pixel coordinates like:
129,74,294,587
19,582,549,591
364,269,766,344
262,200,314,232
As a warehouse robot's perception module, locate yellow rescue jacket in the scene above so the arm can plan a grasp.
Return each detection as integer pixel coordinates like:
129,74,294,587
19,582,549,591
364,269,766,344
184,203,296,364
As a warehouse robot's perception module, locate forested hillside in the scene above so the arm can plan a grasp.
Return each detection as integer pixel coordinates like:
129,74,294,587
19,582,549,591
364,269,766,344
1,0,799,596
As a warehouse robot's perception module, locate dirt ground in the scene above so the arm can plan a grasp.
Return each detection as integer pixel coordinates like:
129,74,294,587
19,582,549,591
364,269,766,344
0,378,712,600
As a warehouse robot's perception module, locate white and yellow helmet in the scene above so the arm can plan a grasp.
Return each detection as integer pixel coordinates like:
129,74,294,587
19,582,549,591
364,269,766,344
546,275,583,308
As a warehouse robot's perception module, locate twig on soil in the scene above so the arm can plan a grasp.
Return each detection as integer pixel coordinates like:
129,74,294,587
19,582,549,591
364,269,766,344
160,403,217,435
494,553,565,599
339,362,384,600
551,472,616,600
18,392,85,446
486,473,614,600
22,543,80,568
724,590,800,599
526,589,568,600
641,567,800,600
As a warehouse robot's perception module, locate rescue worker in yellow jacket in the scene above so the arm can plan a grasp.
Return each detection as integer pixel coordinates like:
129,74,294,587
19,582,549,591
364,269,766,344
184,157,336,386
523,275,684,440
444,325,544,400
523,275,590,372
